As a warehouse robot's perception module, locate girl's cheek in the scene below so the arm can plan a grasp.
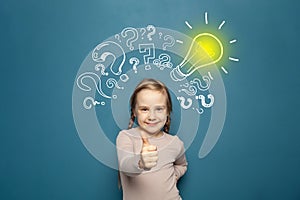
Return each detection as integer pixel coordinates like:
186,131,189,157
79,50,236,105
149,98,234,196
138,114,148,121
158,114,168,121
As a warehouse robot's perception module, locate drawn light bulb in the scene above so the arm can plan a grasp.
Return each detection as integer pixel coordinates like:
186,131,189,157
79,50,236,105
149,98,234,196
170,33,223,81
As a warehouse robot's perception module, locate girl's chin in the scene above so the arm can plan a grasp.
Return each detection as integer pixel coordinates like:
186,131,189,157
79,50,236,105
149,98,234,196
138,123,164,134
142,127,164,136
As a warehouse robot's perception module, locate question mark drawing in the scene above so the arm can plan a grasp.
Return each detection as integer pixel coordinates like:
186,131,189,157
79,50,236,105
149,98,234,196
121,27,139,50
193,107,204,115
190,76,211,91
83,97,105,110
139,43,155,69
158,53,173,69
178,85,197,96
153,53,173,70
129,57,140,73
177,96,193,109
196,94,214,108
140,28,146,40
159,32,163,39
162,35,175,50
114,34,121,42
106,78,124,90
92,41,126,76
94,63,108,76
76,72,111,99
146,25,156,41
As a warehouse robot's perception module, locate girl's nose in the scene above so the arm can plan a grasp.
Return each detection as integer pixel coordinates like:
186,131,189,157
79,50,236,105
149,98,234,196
148,110,156,119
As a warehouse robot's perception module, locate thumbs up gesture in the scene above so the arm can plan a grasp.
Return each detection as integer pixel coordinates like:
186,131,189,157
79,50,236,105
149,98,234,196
139,136,158,170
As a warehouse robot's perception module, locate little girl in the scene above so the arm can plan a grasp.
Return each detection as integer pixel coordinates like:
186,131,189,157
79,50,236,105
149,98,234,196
116,78,187,200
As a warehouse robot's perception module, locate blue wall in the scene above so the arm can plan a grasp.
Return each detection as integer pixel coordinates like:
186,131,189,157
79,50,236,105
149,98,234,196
1,0,300,199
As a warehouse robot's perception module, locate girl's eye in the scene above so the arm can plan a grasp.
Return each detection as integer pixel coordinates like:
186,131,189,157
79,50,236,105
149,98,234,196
140,108,148,112
156,107,165,112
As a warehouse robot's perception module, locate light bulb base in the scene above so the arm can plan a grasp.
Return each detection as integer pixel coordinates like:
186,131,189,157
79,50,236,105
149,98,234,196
170,66,187,81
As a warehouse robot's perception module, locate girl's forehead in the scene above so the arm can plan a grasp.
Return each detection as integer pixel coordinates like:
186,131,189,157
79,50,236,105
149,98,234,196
137,89,164,97
136,89,167,103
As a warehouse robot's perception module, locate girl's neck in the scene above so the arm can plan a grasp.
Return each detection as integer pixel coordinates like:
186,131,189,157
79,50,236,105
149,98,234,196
137,127,164,138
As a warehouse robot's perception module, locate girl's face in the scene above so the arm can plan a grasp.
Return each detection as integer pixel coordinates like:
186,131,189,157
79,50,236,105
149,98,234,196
134,89,168,137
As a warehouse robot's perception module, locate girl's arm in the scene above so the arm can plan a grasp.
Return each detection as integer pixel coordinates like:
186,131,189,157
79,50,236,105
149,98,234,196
116,131,143,176
174,139,188,180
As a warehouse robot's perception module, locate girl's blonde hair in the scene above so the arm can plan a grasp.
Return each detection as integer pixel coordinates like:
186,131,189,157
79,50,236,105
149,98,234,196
128,78,172,133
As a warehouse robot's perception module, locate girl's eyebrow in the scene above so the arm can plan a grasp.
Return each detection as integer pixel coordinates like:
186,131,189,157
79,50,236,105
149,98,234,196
137,105,149,108
137,105,166,108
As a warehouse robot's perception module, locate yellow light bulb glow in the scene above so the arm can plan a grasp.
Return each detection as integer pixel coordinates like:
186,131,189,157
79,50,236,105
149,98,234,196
170,33,223,81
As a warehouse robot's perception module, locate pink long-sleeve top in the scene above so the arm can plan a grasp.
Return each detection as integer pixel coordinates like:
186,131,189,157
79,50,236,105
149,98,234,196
116,128,187,200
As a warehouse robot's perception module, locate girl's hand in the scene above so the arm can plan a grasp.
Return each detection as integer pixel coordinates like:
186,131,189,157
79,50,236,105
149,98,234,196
139,137,158,170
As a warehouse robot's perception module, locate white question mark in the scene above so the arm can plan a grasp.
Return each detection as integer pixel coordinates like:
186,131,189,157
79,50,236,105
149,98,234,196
140,28,146,40
177,96,193,109
159,32,163,39
146,25,156,41
94,63,108,76
139,43,155,70
193,107,204,114
162,35,175,50
190,76,211,91
196,94,214,108
106,78,124,90
83,97,105,110
92,41,126,76
129,57,140,73
114,34,121,42
178,85,197,96
121,27,139,50
76,72,111,99
158,53,173,69
153,53,173,70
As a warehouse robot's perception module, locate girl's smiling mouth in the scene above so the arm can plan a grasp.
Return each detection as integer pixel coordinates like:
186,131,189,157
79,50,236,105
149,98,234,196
145,122,159,126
